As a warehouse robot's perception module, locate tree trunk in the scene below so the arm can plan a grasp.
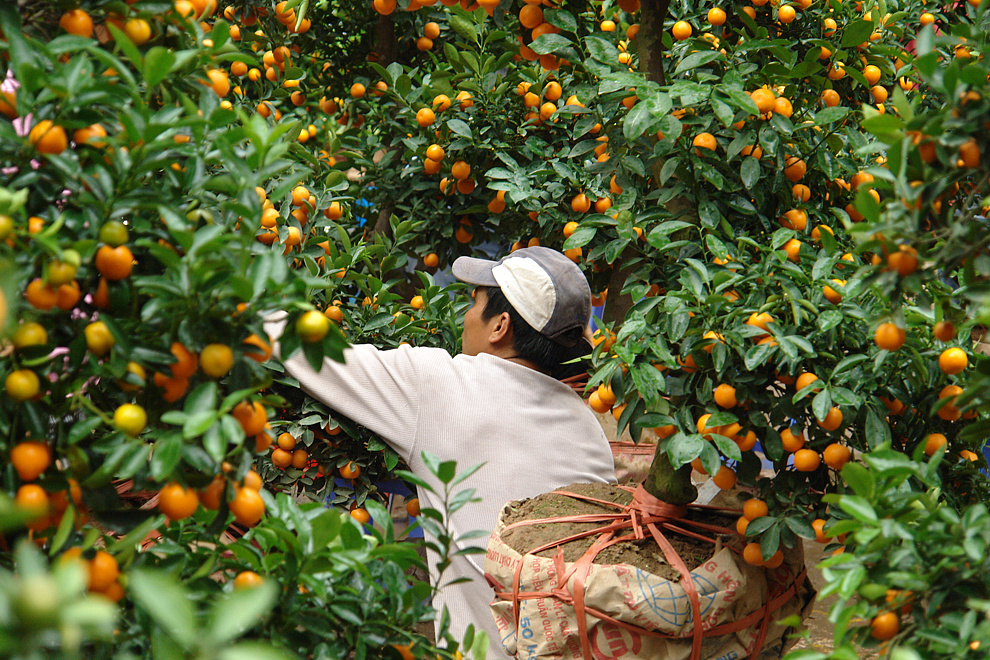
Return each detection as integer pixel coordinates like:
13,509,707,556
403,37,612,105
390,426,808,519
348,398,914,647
372,199,394,239
633,0,701,506
601,246,638,326
374,15,398,66
644,452,698,506
638,0,671,84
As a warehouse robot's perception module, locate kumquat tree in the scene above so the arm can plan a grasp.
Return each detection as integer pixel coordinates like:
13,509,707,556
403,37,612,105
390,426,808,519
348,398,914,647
1,0,989,656
0,2,481,658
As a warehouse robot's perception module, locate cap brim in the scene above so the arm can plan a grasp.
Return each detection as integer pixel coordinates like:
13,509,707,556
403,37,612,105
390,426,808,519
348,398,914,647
451,256,499,286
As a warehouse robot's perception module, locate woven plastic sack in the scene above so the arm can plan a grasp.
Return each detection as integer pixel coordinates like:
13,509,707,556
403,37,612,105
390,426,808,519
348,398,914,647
485,485,816,660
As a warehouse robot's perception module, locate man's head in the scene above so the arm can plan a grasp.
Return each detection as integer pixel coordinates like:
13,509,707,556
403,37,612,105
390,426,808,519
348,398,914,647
452,247,592,375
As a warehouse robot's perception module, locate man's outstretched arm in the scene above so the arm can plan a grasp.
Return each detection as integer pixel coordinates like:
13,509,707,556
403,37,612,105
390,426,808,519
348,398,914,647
263,312,422,461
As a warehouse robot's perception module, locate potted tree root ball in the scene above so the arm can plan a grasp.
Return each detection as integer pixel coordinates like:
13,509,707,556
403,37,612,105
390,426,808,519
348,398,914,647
485,439,816,659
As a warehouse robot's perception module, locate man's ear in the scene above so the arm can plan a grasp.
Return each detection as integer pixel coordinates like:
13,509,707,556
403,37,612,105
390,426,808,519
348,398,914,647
487,312,512,344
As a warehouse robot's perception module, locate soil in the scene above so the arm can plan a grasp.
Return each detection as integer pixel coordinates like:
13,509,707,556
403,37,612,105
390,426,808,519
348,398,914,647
500,482,740,583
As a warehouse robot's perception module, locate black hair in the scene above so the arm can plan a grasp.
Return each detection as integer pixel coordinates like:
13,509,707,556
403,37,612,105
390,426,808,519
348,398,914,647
479,286,589,379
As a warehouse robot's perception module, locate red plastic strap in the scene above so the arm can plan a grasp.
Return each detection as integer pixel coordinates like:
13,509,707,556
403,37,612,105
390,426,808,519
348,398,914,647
511,545,526,634
645,521,704,660
568,532,612,659
745,565,809,658
501,512,628,535
632,484,689,518
552,489,641,512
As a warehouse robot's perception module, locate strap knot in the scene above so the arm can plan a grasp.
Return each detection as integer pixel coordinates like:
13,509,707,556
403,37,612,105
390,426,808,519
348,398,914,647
631,484,689,518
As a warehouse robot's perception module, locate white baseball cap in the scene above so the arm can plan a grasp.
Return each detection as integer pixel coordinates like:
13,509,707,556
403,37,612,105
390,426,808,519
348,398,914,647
452,247,591,346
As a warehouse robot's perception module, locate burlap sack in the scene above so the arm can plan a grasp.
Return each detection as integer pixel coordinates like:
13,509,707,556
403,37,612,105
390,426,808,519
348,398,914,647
485,487,815,660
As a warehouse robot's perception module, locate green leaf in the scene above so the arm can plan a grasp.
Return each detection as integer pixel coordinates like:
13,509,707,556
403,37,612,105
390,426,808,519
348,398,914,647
624,101,659,141
310,509,342,550
184,382,218,416
817,309,843,332
107,516,163,563
861,113,904,135
864,407,891,448
68,416,104,445
105,23,144,70
604,237,629,264
837,564,866,599
208,582,280,646
784,516,817,539
50,506,75,555
544,8,577,31
723,87,761,115
854,185,881,222
698,161,725,189
450,461,486,487
812,389,832,422
658,157,681,185
830,355,869,379
117,444,152,480
144,47,176,87
840,20,874,48
447,118,473,139
584,36,619,63
568,140,599,158
784,650,827,660
814,107,850,125
666,433,705,468
744,515,776,536
674,51,722,75
711,97,735,128
712,434,742,463
889,649,923,660
837,495,878,522
861,448,917,479
443,42,462,68
744,343,775,370
760,522,780,559
449,17,476,42
725,194,756,214
183,411,217,439
669,80,708,105
829,387,860,406
363,312,395,332
128,570,197,648
394,468,434,493
705,412,737,428
436,460,457,484
530,34,572,55
562,225,596,249
460,50,480,74
22,400,47,438
740,157,760,189
0,8,40,92
218,643,298,660
202,422,226,463
395,74,412,98
150,433,184,481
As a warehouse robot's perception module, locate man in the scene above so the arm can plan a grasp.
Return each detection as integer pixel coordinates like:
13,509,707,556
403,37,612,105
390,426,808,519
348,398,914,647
266,246,616,658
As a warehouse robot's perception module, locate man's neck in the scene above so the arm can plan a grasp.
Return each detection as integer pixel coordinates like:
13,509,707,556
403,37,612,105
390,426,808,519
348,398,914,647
502,355,546,373
484,346,546,374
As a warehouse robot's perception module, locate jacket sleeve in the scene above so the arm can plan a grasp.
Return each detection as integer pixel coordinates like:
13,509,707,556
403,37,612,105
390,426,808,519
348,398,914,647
263,312,421,461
